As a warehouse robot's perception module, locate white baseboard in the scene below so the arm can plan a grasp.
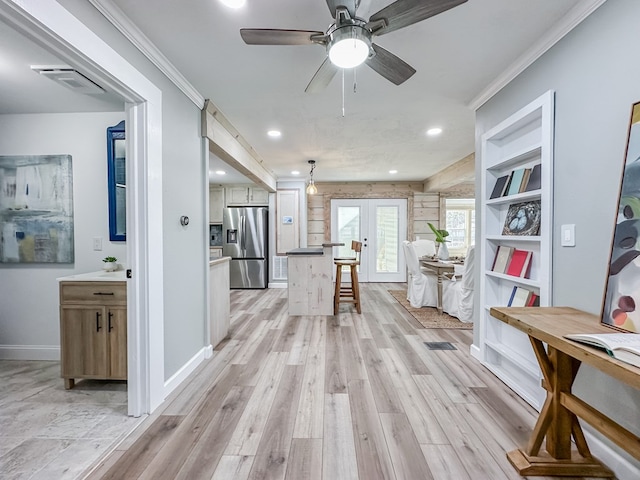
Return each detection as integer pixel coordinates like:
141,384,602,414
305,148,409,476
583,426,640,480
469,343,482,362
0,345,60,361
163,346,207,398
268,282,287,289
204,344,213,359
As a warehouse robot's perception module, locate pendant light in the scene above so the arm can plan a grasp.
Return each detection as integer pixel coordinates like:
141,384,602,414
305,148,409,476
306,160,318,195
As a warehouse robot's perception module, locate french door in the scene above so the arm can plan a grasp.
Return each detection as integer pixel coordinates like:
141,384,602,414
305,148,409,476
330,199,407,282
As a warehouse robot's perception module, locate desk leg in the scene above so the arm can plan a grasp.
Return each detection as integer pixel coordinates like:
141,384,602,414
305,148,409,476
507,341,614,478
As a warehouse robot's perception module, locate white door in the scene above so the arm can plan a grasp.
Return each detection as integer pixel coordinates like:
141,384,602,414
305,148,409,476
331,199,407,282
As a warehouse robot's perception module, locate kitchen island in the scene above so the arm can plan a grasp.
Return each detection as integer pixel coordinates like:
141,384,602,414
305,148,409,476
286,243,342,315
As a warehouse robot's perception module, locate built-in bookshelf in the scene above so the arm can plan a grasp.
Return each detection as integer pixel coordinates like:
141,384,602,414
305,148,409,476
472,90,555,411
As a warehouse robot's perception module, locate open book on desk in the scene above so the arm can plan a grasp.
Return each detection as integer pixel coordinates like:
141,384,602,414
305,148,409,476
564,332,640,368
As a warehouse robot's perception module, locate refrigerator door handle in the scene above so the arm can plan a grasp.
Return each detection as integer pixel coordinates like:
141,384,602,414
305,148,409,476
240,215,246,253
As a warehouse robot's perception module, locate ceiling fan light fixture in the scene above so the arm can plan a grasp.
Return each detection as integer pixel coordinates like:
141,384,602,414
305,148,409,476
328,26,370,69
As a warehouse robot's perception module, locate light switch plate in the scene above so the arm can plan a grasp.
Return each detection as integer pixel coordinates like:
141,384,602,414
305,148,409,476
93,236,103,251
561,224,575,247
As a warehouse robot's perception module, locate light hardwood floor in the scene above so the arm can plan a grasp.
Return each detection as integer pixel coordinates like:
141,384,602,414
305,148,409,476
85,284,590,480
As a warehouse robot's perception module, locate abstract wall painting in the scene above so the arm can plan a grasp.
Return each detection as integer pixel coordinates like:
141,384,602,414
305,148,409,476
602,102,640,332
0,155,74,263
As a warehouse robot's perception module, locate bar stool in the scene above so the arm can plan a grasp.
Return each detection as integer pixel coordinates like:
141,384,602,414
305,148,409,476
334,240,362,314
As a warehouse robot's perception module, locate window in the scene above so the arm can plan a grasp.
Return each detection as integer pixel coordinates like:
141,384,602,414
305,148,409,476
445,198,475,256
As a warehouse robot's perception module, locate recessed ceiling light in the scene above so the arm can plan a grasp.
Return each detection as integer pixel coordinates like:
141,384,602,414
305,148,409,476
427,127,443,136
389,170,398,174
215,170,226,175
267,130,281,138
291,170,300,175
219,0,246,8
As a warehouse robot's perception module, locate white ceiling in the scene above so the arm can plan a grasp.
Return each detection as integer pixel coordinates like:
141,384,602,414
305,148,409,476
2,0,596,185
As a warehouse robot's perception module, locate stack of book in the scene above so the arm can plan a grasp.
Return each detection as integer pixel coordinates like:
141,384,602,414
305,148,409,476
491,246,533,278
507,286,539,306
490,163,541,199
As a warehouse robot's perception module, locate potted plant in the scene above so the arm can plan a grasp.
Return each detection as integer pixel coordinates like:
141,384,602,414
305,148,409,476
428,222,450,260
102,256,118,272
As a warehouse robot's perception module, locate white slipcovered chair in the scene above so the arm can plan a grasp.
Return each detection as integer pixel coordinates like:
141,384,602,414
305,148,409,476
402,240,438,308
441,245,475,322
412,239,436,258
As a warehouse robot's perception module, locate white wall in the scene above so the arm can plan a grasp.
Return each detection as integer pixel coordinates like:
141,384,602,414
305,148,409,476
0,112,126,359
476,1,640,477
54,0,209,381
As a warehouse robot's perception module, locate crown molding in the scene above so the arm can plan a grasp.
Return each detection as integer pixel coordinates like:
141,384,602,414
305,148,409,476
88,0,205,109
468,0,607,111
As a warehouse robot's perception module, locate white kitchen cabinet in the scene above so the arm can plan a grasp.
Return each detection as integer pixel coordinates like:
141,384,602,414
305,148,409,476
226,186,269,206
209,187,224,223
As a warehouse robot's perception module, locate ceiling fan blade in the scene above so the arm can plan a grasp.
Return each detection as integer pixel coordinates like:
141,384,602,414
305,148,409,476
305,58,339,93
366,43,416,85
325,0,359,19
368,0,467,36
240,29,325,45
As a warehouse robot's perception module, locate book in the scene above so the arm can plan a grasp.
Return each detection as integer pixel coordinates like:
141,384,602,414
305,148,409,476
506,168,525,196
492,245,514,274
490,175,510,199
508,286,532,306
523,163,541,192
506,249,532,277
502,200,541,236
564,332,640,368
526,293,539,306
518,168,532,193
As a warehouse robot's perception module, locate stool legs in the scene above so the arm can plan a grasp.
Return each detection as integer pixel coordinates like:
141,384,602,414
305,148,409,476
334,263,361,314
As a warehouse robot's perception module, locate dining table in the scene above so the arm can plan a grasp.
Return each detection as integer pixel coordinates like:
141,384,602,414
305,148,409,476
419,258,458,313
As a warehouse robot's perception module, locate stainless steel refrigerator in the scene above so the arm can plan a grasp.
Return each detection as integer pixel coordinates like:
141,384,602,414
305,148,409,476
223,207,268,288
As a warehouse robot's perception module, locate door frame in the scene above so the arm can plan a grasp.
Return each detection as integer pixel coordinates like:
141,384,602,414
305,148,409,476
2,0,165,415
330,198,407,282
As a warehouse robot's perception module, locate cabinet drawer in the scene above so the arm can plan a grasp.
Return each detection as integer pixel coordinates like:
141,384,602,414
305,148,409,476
60,282,126,305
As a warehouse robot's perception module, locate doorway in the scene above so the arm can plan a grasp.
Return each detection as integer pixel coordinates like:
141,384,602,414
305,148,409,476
331,199,407,282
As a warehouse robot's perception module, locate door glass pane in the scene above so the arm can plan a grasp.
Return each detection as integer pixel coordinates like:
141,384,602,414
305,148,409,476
337,206,360,258
376,206,399,273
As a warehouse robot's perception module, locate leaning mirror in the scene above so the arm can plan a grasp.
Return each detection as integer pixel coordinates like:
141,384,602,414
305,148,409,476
107,120,126,241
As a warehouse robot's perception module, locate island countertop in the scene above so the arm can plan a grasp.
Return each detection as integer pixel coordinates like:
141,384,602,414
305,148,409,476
286,248,324,255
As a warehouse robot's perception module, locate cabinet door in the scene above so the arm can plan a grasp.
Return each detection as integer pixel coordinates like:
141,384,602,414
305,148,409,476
107,307,127,379
227,187,249,205
60,306,108,378
248,187,269,205
209,187,224,223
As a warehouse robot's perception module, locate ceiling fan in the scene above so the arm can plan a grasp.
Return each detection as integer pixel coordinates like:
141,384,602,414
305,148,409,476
240,0,468,93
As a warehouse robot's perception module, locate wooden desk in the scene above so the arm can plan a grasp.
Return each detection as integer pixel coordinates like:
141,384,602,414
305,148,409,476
490,306,640,477
420,259,455,313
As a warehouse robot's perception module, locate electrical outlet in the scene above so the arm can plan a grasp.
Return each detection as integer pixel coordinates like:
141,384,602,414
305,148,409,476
93,236,103,251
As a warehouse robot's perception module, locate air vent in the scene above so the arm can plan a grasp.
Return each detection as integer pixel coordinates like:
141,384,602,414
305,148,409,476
273,256,288,280
31,65,104,94
424,342,456,351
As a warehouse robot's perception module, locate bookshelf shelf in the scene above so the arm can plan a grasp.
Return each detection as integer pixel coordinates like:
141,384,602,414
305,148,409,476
474,90,555,412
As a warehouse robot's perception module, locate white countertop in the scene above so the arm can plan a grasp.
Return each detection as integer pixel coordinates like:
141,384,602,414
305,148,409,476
209,256,230,266
57,270,127,282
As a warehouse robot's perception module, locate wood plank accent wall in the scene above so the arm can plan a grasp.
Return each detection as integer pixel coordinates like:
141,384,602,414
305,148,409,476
305,182,440,247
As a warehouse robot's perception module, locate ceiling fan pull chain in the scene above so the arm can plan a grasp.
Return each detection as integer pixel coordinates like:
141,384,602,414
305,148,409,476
354,68,357,94
342,68,345,117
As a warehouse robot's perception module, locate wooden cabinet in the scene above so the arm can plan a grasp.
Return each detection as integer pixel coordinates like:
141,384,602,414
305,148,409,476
226,186,269,206
209,186,224,223
59,281,127,389
475,90,554,410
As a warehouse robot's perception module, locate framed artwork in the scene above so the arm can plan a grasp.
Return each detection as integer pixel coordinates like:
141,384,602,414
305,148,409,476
0,155,74,263
502,200,541,236
602,102,640,332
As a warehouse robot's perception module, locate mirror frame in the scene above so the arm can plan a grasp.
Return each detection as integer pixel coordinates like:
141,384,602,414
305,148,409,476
107,120,126,241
